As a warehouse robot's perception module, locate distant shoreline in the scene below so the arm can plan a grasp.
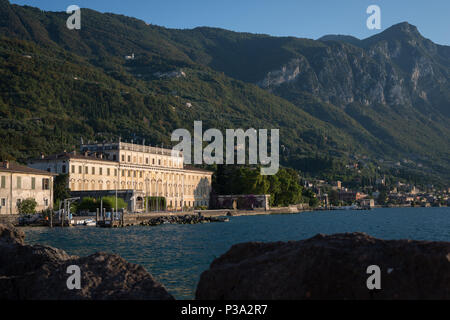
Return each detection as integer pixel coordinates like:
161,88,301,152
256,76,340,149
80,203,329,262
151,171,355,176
4,205,448,228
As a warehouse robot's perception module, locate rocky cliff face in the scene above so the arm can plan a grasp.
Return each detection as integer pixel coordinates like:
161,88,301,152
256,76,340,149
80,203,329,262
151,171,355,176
0,224,174,300
196,232,450,300
259,23,449,114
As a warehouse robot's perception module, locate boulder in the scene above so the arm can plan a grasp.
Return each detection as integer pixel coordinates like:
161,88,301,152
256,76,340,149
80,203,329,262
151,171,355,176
0,224,174,300
0,223,25,244
196,232,450,300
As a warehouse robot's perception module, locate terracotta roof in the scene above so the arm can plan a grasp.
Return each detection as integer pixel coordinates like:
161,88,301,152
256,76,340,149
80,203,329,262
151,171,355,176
0,162,56,176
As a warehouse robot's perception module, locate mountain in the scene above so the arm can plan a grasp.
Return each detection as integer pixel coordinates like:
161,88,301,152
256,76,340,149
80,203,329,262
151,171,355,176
0,0,449,185
318,34,362,47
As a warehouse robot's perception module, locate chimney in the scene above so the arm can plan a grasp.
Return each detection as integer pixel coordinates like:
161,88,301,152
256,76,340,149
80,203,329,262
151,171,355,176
3,161,9,169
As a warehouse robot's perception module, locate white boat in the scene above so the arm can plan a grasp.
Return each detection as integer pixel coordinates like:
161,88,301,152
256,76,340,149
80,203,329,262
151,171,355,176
83,219,97,227
343,204,359,210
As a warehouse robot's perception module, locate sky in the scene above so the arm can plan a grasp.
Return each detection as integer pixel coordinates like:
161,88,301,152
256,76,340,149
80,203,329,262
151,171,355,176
10,0,450,45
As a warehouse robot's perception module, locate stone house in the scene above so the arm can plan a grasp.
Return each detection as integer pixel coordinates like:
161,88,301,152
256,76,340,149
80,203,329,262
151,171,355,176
0,161,55,215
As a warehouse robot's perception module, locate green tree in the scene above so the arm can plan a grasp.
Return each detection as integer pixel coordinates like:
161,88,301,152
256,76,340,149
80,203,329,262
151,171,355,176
77,196,128,212
273,168,303,206
328,190,339,206
145,196,167,211
377,190,388,205
240,167,270,195
54,174,71,204
212,166,304,207
78,197,97,212
18,198,37,214
302,188,319,207
102,196,128,211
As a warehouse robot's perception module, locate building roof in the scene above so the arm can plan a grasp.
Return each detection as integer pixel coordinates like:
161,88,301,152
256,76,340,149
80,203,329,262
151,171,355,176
0,161,56,176
81,142,182,157
28,152,212,174
29,152,116,163
184,165,214,174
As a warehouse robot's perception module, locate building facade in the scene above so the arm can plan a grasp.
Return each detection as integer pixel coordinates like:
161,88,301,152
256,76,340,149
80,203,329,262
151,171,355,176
28,142,213,211
338,191,366,203
0,161,54,215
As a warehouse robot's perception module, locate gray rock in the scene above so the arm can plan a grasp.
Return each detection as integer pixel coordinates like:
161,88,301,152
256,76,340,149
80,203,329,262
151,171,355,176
0,224,174,300
0,223,24,245
196,232,450,300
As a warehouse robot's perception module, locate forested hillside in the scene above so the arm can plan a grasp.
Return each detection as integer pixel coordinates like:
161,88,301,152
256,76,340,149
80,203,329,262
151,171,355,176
0,0,449,185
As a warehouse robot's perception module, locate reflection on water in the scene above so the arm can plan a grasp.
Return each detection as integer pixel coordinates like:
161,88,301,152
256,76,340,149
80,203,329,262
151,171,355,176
24,207,450,299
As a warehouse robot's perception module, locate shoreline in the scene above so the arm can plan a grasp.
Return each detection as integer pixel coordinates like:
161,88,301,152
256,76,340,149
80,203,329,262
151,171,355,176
3,205,447,228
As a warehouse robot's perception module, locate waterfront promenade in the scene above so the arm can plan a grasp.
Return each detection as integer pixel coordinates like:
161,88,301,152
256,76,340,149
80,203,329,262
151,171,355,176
87,207,303,228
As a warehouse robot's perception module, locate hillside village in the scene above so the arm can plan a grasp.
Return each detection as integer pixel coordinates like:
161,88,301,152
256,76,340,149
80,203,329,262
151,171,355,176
306,178,450,208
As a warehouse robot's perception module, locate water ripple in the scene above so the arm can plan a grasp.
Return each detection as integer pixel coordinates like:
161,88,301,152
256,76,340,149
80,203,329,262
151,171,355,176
23,207,450,299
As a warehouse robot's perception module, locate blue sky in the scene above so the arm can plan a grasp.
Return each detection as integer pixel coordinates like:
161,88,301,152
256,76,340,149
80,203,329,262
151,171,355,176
10,0,450,45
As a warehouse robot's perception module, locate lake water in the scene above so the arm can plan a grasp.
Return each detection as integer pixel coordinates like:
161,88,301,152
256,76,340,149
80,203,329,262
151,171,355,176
23,207,450,299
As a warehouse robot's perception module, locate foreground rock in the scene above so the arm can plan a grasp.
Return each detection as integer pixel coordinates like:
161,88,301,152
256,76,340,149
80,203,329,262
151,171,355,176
0,224,174,300
196,232,450,300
